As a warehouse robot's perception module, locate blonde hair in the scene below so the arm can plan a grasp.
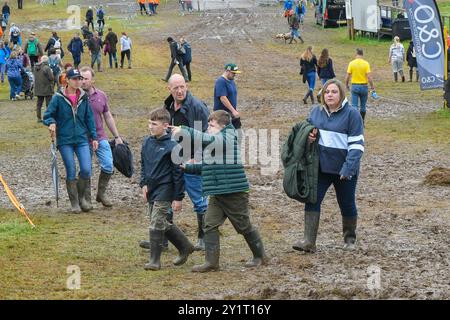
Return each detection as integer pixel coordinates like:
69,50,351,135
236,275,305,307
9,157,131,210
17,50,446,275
301,46,313,62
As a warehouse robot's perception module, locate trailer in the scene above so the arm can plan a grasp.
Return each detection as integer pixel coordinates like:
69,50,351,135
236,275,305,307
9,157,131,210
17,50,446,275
314,0,347,28
347,0,411,40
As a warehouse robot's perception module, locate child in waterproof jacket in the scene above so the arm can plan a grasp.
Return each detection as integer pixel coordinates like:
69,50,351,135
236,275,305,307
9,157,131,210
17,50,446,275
139,108,194,271
171,110,268,272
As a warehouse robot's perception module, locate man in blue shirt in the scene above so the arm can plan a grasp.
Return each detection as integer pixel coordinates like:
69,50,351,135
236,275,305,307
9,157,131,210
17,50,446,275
213,63,241,129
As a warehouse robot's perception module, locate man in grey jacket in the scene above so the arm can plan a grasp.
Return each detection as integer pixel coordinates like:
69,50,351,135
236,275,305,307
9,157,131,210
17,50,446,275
33,55,54,123
162,37,188,82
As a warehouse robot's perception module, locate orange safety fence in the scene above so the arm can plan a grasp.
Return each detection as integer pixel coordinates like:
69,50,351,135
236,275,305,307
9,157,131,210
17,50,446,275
0,174,36,228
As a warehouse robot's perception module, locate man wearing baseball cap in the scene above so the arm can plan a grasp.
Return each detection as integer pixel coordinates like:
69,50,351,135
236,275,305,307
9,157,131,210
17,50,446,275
213,63,242,129
43,68,98,213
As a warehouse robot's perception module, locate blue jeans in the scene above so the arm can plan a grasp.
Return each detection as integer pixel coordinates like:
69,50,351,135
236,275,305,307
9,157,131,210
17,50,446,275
291,28,299,38
351,84,369,113
3,13,9,24
59,143,92,181
148,3,154,13
1,63,7,82
93,139,114,174
91,52,102,69
306,71,316,92
305,171,358,217
73,54,81,68
320,78,331,85
184,173,208,214
8,75,22,99
108,52,117,68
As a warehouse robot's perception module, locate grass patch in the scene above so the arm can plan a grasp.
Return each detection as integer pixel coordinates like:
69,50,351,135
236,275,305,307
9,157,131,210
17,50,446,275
367,111,450,147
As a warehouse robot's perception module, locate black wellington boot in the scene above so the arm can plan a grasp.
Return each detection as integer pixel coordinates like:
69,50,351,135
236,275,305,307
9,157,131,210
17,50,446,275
342,216,357,250
165,224,194,266
243,229,268,268
192,230,220,272
292,211,320,253
144,229,164,270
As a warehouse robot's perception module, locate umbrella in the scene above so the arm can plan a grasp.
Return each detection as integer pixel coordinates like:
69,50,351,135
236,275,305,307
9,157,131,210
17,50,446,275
50,140,59,208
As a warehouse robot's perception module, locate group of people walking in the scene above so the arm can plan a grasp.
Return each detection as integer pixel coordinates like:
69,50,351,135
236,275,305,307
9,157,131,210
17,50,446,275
284,0,307,44
299,46,376,125
138,0,160,16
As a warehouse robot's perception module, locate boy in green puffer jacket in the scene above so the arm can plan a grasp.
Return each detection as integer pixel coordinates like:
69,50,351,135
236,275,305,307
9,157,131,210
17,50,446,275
171,110,268,272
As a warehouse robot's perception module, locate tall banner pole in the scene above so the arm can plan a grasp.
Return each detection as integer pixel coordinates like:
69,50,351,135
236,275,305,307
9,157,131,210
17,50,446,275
403,0,445,90
444,26,449,109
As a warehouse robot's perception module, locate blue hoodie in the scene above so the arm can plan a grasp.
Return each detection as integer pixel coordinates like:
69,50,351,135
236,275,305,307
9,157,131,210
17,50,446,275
307,98,364,178
140,133,185,202
0,47,9,64
67,37,84,56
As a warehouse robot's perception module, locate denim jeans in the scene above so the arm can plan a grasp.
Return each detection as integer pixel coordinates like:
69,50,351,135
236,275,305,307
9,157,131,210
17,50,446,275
3,13,9,25
59,143,92,181
93,139,114,174
351,84,369,113
91,51,102,69
8,75,22,99
305,171,358,217
1,63,7,82
291,28,299,38
184,173,208,214
306,71,316,92
320,78,331,86
73,54,81,68
108,52,117,68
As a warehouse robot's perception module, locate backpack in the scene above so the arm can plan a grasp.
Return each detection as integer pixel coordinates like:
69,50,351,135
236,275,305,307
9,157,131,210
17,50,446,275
53,37,61,49
27,40,37,56
177,43,186,56
49,56,60,76
12,27,20,37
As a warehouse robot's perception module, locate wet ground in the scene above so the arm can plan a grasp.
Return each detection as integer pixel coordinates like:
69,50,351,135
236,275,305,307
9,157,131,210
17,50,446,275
1,3,449,299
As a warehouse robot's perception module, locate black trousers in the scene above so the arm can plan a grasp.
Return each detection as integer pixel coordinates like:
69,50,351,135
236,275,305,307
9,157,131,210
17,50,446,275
185,62,192,81
29,55,39,68
86,19,94,31
36,95,52,120
120,49,131,67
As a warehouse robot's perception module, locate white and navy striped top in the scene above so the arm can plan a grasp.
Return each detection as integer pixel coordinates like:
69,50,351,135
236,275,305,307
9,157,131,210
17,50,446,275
307,98,364,178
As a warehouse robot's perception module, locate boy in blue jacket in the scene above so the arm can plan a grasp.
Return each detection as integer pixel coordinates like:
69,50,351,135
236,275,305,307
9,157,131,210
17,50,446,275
140,108,194,271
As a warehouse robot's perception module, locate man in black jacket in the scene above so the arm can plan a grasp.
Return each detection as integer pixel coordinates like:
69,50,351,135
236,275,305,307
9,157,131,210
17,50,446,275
165,73,209,250
162,37,189,82
104,27,118,68
86,6,94,32
45,31,64,59
87,32,103,72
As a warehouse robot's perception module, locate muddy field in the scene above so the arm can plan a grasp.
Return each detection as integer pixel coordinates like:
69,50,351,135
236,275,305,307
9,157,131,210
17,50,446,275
0,3,449,299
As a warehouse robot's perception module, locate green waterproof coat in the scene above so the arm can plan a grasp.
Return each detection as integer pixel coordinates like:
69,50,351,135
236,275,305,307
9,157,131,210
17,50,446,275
281,120,319,204
182,124,249,196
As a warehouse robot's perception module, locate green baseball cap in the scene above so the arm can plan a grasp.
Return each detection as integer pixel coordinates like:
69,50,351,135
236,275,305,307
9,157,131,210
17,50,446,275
224,63,241,74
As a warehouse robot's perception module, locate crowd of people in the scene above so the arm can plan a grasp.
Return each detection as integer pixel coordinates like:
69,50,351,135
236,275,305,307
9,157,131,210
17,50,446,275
0,4,133,119
2,1,431,274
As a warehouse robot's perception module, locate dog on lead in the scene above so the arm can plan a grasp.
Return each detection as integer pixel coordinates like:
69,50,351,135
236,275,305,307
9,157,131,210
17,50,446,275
275,33,297,44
